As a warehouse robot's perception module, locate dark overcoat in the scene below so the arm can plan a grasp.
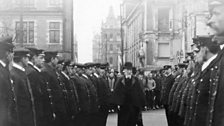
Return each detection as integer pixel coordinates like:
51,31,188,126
0,63,16,126
41,63,67,126
10,65,35,126
26,64,44,126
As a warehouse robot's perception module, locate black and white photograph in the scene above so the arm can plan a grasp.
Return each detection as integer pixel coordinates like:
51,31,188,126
0,0,224,126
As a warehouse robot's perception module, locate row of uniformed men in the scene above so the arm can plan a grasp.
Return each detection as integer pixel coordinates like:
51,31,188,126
0,36,112,126
160,0,224,126
160,35,224,126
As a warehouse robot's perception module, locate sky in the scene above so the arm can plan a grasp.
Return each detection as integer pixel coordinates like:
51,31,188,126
74,0,121,63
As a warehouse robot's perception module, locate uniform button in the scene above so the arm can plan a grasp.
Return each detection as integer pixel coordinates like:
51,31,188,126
215,66,218,69
211,68,214,71
200,79,203,82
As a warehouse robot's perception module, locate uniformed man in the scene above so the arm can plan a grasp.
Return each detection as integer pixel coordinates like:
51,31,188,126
25,48,45,126
190,36,220,126
10,47,36,126
112,62,145,126
41,51,67,126
0,36,16,126
207,1,224,126
81,63,98,126
161,65,175,126
57,60,79,126
70,63,90,126
94,63,111,126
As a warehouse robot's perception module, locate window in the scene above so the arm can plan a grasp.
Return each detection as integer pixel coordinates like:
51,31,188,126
109,57,113,64
49,0,62,7
110,34,113,39
158,7,170,32
15,21,34,43
158,43,170,58
49,22,60,44
110,44,113,51
14,0,35,8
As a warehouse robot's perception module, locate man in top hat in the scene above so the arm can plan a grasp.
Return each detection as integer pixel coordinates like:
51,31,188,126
10,47,36,126
25,47,45,126
112,62,145,126
41,51,67,126
0,36,17,126
160,65,175,126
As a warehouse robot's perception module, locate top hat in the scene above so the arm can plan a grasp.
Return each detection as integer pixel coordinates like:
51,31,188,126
123,62,133,70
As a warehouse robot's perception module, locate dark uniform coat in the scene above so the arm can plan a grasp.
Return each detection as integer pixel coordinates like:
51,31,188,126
70,74,90,126
59,71,79,121
161,74,175,106
26,63,44,126
80,74,98,126
212,48,224,126
41,63,67,126
90,73,111,126
0,62,17,126
10,64,35,126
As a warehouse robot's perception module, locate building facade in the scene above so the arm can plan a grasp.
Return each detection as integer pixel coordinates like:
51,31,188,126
100,6,121,70
0,0,75,59
92,33,102,63
121,0,211,70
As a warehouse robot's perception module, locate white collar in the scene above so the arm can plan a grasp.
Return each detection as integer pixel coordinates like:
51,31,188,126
82,74,89,79
33,65,41,72
28,61,41,72
202,54,218,71
28,61,34,66
0,60,6,67
12,62,25,72
61,71,70,80
220,44,224,50
94,73,99,78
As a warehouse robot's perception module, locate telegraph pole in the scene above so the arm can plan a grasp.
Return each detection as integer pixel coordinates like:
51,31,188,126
19,0,24,47
105,36,108,62
71,0,74,60
120,4,124,67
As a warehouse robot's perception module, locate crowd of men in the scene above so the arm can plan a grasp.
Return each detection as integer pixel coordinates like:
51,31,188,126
0,34,146,126
157,1,224,126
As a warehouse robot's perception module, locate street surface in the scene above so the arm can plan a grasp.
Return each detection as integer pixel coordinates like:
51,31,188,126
106,109,168,126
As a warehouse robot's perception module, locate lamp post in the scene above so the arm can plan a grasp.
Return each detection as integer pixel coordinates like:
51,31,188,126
120,4,124,67
19,0,24,47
